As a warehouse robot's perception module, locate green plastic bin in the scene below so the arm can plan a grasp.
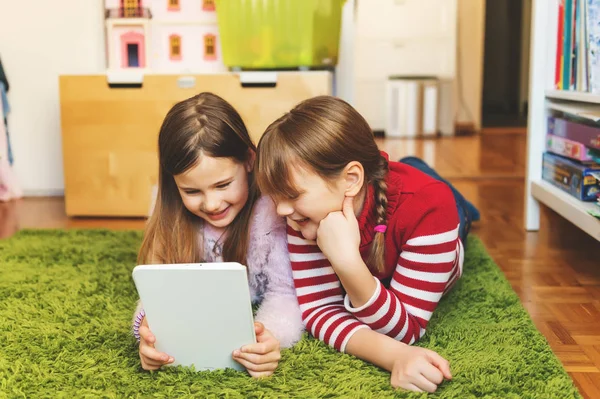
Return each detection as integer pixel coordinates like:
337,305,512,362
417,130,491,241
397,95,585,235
215,0,346,69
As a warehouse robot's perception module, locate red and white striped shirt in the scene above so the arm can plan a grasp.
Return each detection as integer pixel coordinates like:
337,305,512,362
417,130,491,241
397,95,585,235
288,160,464,352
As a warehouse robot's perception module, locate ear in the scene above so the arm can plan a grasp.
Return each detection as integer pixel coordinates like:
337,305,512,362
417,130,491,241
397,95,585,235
246,149,256,173
341,161,364,197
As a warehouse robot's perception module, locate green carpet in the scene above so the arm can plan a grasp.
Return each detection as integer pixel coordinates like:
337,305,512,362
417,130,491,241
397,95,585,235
0,230,582,399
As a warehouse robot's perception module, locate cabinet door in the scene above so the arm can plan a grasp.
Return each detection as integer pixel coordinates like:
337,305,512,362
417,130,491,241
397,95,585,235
356,0,457,40
354,38,456,80
353,80,386,131
63,150,158,217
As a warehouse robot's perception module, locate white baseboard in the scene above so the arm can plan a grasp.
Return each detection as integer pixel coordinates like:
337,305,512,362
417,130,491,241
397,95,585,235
22,189,64,197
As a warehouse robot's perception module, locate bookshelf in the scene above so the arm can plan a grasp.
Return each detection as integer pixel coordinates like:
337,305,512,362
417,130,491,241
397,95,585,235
525,0,600,241
546,89,600,104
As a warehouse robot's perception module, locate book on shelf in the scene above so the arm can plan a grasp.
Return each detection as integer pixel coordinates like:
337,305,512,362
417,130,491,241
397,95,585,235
548,115,600,151
588,0,600,93
556,0,564,89
542,152,600,201
554,0,600,93
546,133,596,161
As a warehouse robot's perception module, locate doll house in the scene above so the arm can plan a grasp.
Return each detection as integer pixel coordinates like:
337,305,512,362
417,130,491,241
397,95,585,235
104,0,225,73
105,0,152,71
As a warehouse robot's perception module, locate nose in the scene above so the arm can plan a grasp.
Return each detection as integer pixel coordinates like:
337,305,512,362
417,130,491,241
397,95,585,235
203,192,221,213
276,200,294,217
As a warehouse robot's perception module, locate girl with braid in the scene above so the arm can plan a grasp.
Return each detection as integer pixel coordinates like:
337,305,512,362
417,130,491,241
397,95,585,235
255,96,478,393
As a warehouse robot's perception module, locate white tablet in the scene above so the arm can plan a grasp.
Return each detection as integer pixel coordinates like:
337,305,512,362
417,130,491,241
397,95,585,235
132,262,256,372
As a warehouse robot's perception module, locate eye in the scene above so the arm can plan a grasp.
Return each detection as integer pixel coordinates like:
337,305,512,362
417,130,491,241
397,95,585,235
183,189,200,195
282,193,300,202
216,182,231,189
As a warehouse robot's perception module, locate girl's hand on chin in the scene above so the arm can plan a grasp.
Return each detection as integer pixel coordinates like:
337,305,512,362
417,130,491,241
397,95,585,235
316,196,362,270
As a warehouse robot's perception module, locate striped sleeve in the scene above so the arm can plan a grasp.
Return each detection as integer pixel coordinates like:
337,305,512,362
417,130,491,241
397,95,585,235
343,183,464,344
288,224,369,352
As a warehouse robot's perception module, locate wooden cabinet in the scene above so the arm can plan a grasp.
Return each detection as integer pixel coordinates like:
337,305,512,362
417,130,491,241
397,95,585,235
59,72,332,216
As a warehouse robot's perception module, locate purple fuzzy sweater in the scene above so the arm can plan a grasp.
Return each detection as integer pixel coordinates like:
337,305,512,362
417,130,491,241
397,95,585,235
134,196,304,348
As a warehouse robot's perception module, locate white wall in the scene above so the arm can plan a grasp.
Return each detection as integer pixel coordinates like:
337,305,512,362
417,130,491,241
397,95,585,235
335,0,355,102
0,1,105,195
105,0,120,9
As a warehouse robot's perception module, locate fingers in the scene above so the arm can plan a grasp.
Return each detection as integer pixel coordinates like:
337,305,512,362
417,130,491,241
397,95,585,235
403,383,424,393
390,377,424,393
247,370,275,379
342,195,355,219
233,356,279,374
139,343,173,369
139,325,155,346
233,333,281,377
243,343,277,355
414,374,439,393
241,338,279,355
141,357,167,370
420,360,445,385
426,350,452,380
140,355,174,371
391,373,434,393
138,320,174,371
254,321,265,336
140,344,172,363
233,349,281,365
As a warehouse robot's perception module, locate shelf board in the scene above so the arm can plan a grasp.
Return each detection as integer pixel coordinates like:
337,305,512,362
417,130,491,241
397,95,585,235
546,90,600,104
531,180,600,241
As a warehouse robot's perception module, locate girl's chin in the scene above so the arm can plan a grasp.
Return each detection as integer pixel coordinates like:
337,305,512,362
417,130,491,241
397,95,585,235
299,225,318,241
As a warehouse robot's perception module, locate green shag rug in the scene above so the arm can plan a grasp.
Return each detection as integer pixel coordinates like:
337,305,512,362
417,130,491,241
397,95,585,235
0,230,582,399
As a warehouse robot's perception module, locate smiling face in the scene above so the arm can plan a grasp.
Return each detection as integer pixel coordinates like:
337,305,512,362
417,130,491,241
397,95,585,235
255,96,381,240
173,155,251,229
273,163,348,240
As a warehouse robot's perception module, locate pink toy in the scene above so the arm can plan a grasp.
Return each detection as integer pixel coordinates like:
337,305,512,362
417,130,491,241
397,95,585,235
104,0,225,73
546,134,595,162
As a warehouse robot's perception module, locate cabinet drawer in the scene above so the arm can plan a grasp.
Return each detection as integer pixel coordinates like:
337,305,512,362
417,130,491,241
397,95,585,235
354,38,456,81
63,150,158,217
356,0,457,40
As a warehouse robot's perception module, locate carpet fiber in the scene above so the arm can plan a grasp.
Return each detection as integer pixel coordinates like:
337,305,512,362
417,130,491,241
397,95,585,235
0,230,582,398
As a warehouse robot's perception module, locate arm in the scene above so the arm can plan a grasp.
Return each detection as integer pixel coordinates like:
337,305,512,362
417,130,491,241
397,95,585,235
253,218,305,348
345,328,452,392
287,224,369,352
290,218,453,393
342,183,462,344
290,237,453,394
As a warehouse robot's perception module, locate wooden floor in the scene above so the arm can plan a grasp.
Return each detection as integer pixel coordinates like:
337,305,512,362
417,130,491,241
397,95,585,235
1,128,600,397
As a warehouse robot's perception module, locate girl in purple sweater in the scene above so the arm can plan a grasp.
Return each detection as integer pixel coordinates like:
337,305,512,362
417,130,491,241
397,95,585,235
133,92,303,377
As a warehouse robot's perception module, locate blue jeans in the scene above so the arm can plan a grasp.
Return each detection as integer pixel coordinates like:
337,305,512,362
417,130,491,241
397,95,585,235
399,156,479,245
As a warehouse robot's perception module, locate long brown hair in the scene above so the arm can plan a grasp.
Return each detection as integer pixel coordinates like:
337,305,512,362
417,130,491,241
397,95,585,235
138,92,260,265
256,96,388,272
